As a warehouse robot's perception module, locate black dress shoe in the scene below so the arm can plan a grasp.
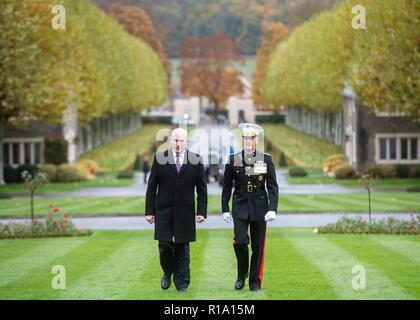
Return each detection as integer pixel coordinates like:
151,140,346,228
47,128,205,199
161,275,171,290
177,287,188,292
234,278,245,290
249,283,261,291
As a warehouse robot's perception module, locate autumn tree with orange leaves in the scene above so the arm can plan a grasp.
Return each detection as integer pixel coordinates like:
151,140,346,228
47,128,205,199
253,22,289,109
179,33,243,119
107,4,171,85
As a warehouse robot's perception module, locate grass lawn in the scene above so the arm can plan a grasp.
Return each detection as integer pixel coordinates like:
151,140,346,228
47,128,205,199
0,192,419,218
79,124,169,173
0,175,134,194
0,228,418,299
286,168,420,190
263,124,343,168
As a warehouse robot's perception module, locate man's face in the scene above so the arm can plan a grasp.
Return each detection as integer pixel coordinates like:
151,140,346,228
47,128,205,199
170,129,188,154
243,136,257,153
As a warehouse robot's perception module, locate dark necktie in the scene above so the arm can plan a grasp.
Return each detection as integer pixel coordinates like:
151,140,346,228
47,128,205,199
176,153,181,173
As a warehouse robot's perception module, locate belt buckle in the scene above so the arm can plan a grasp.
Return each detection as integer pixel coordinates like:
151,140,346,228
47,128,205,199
247,185,253,192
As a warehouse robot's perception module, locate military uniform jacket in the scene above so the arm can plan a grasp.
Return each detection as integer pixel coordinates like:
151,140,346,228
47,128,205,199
221,151,279,221
145,150,208,243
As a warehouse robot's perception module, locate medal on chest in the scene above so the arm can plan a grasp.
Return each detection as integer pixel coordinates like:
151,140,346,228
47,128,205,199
254,161,267,174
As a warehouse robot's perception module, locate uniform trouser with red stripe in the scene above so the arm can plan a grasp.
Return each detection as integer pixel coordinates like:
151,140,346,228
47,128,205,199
233,218,267,289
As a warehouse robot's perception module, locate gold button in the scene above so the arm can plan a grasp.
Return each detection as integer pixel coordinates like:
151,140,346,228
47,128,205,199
248,181,251,184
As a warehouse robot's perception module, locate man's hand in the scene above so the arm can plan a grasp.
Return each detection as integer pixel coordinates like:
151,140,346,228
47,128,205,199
145,215,155,224
264,211,276,222
223,212,232,223
196,215,205,223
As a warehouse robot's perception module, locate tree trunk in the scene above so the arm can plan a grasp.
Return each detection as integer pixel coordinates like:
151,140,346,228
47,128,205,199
31,190,34,222
0,121,5,185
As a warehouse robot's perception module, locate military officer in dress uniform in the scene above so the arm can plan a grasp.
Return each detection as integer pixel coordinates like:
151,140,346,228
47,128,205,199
221,123,279,291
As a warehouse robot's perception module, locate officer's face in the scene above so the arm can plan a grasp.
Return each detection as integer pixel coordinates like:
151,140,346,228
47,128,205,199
170,129,188,154
243,136,257,153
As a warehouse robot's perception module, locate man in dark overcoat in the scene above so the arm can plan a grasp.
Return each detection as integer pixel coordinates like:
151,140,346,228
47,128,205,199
145,127,207,292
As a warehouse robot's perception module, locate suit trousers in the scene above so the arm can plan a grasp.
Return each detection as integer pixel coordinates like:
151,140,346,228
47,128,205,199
158,241,190,290
233,218,267,289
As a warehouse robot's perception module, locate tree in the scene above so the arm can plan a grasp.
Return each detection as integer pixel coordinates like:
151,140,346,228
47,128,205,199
22,170,49,223
106,3,171,87
0,0,167,185
261,0,419,118
253,22,289,109
179,33,243,119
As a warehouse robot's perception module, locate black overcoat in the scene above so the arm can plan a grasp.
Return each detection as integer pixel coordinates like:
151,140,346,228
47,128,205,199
145,149,207,243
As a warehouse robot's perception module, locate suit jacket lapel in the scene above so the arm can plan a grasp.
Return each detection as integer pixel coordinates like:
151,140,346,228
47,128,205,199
167,149,179,176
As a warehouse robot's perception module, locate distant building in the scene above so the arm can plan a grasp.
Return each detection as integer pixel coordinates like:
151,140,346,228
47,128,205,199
342,86,420,171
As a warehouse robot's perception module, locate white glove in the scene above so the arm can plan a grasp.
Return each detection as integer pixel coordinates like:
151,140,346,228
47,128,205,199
223,212,232,223
264,211,276,222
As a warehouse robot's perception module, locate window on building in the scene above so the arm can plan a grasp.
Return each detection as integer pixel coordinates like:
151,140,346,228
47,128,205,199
3,144,9,166
376,134,420,164
401,138,408,160
34,142,41,164
24,143,31,164
411,138,418,160
379,138,387,160
12,143,20,165
389,138,397,160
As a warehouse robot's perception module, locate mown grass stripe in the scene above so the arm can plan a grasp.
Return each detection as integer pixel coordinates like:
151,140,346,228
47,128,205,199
264,228,337,299
194,229,267,300
58,232,154,299
328,235,420,299
0,231,130,299
0,198,89,216
124,230,210,300
278,195,317,211
0,237,88,290
93,198,139,214
319,194,370,209
282,228,413,299
370,235,420,265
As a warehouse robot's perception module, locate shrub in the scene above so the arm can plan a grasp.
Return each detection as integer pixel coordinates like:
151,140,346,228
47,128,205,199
394,164,410,178
407,186,420,192
16,165,39,181
323,154,345,177
117,169,134,179
255,112,285,123
0,192,11,199
3,166,20,183
408,165,420,178
289,167,307,177
317,215,420,235
366,164,397,179
279,152,288,167
77,159,101,179
39,164,58,182
56,164,86,182
335,164,357,179
44,138,68,165
0,205,92,239
133,154,142,171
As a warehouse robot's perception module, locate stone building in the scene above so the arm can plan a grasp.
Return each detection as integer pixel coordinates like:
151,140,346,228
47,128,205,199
342,86,420,171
